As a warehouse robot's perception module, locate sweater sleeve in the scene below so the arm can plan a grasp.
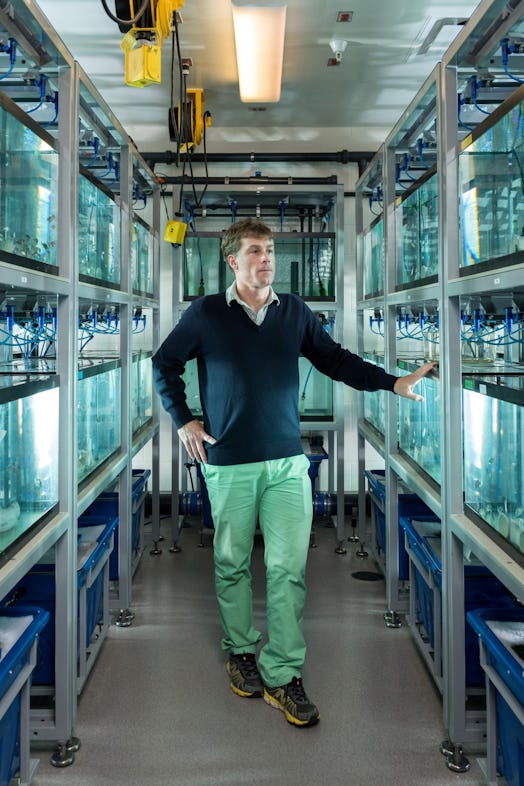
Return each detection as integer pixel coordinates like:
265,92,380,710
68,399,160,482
151,303,203,428
300,306,398,392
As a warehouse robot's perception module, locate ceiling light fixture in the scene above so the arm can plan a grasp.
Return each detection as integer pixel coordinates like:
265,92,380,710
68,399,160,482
231,2,287,103
329,38,348,63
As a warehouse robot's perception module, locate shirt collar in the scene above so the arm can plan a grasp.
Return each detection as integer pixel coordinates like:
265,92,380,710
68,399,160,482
226,282,280,309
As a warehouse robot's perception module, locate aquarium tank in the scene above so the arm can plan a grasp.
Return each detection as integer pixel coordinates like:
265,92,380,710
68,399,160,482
132,351,153,434
0,375,59,558
397,359,441,484
78,172,120,285
362,216,384,298
459,93,524,269
395,170,438,286
463,375,524,556
77,360,121,483
132,218,154,295
183,233,335,300
0,95,59,270
363,352,386,435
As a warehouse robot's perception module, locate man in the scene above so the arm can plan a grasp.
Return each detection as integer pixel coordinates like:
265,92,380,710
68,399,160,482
152,217,434,728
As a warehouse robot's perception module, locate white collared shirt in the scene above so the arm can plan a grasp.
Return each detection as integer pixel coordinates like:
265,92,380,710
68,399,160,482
225,282,280,326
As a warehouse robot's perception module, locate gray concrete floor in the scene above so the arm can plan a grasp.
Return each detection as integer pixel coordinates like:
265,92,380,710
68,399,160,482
31,517,492,786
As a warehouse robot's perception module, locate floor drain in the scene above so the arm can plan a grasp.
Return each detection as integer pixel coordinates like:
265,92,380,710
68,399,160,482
351,571,384,581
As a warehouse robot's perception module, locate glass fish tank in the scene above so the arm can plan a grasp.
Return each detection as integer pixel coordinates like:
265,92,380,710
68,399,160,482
362,215,384,298
132,351,153,434
463,374,524,556
459,88,524,270
395,168,438,286
299,311,335,421
180,311,335,422
363,352,386,435
78,171,120,285
0,374,59,560
132,217,154,295
0,92,59,272
183,232,336,300
397,359,441,485
77,359,121,484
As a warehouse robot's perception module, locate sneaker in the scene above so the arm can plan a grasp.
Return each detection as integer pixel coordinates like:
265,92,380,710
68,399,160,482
226,653,263,698
264,676,320,727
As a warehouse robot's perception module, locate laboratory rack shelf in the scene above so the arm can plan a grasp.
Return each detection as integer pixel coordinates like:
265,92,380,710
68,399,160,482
355,0,524,773
0,0,161,764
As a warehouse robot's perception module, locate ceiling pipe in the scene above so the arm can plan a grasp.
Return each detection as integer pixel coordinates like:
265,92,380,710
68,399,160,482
158,175,340,186
143,149,375,176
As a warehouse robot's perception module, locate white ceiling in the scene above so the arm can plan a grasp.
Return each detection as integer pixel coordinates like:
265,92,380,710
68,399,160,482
34,0,482,156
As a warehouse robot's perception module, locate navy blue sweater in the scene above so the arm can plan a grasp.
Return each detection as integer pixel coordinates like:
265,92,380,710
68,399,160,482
152,293,397,465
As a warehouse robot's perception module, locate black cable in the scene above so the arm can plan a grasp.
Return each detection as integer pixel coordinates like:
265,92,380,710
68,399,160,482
158,178,171,220
169,29,181,164
192,110,211,208
168,16,188,182
100,0,150,27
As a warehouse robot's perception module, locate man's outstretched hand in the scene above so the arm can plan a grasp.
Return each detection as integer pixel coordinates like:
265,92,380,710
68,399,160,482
393,362,437,402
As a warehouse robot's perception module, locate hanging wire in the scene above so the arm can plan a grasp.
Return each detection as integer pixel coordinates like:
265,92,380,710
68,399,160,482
156,174,171,221
169,20,185,170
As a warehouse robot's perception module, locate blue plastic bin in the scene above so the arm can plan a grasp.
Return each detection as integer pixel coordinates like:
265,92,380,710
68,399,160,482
365,469,434,580
467,608,524,786
4,516,117,686
0,606,49,786
82,469,150,580
402,517,517,686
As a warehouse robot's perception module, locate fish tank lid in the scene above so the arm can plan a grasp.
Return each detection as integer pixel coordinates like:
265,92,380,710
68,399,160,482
0,359,56,375
79,165,120,203
361,212,384,236
460,81,524,154
0,373,59,404
78,356,120,379
132,349,152,362
397,357,439,377
0,89,58,153
463,373,524,405
394,163,437,207
133,214,153,233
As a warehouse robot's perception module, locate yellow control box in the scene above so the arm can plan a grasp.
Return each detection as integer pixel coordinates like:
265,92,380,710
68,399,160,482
164,220,187,245
125,45,161,88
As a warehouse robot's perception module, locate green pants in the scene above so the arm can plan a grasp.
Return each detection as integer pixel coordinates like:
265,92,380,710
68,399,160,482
201,454,313,687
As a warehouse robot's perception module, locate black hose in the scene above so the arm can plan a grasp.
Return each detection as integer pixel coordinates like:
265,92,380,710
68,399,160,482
100,0,150,28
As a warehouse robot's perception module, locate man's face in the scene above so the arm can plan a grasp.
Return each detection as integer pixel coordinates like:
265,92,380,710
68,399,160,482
228,234,275,290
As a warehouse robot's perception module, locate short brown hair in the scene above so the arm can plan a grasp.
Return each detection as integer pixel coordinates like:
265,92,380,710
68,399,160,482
221,217,274,259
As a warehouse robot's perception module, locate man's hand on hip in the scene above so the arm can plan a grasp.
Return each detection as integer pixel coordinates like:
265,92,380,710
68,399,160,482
178,419,217,463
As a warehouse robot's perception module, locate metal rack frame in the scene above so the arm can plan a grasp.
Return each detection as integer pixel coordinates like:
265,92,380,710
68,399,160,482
0,1,161,770
356,0,524,775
